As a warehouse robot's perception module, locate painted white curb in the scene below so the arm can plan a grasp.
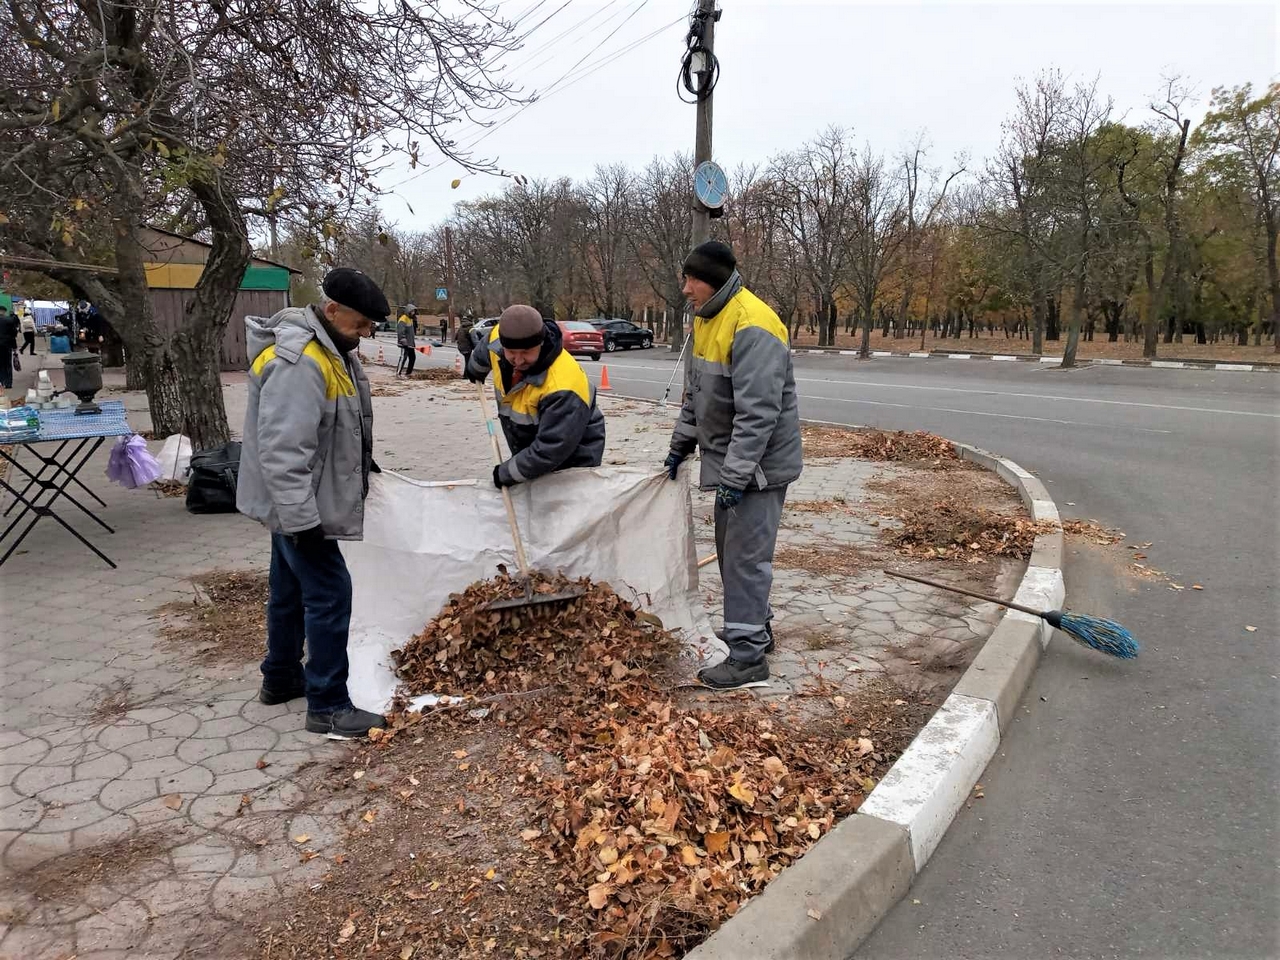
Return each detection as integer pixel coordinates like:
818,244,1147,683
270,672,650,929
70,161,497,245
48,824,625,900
858,694,1000,872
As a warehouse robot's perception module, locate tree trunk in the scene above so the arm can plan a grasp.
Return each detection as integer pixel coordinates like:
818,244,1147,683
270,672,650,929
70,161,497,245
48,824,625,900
1267,222,1280,352
858,295,874,359
1062,267,1086,368
109,217,187,437
823,299,838,348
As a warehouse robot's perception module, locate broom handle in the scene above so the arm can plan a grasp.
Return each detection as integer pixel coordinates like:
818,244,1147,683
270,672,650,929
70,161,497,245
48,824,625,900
883,568,1046,618
477,383,531,578
697,553,717,569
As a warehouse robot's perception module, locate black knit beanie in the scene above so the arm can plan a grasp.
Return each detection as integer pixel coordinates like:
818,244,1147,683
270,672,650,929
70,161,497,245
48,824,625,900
682,241,736,290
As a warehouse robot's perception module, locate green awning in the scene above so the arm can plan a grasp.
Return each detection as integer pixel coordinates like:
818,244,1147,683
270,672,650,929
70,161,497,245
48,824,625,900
241,265,292,291
0,293,12,313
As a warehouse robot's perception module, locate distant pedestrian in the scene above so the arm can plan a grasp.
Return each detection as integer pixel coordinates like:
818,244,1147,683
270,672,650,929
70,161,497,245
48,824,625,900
439,317,449,342
396,303,417,378
18,306,37,356
0,306,18,390
455,317,475,366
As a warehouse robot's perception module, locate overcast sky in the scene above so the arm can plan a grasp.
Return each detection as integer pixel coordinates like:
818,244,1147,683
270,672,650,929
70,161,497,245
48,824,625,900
375,1,1278,230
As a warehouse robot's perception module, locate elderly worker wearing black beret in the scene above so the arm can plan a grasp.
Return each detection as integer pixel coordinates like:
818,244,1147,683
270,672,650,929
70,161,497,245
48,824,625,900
237,268,389,740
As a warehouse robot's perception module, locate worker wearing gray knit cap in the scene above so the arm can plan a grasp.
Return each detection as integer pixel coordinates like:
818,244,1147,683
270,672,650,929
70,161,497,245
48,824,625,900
466,304,605,487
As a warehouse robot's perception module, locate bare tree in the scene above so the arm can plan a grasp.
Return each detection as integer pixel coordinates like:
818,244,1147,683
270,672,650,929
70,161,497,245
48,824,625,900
628,154,692,347
770,128,859,346
1057,78,1115,367
846,146,907,358
1116,77,1193,357
895,136,966,338
581,164,633,320
985,71,1070,355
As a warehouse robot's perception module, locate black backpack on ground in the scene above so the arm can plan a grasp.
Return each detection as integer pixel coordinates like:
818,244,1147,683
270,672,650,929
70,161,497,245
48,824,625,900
186,441,241,514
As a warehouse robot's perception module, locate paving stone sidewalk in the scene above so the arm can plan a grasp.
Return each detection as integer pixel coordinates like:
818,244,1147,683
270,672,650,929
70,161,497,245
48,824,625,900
0,364,1020,959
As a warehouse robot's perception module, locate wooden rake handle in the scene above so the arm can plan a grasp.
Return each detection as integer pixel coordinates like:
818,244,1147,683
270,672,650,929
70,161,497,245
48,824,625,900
476,383,531,578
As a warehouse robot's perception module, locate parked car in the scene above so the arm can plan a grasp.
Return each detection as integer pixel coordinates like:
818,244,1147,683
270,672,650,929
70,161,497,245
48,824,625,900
588,318,654,352
556,320,604,361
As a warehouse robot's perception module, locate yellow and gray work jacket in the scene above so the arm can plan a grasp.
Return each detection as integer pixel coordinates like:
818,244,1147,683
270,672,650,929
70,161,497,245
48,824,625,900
237,306,374,540
466,320,605,484
671,275,802,491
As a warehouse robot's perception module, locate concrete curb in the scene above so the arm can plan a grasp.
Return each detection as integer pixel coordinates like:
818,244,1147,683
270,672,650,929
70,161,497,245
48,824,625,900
687,428,1065,960
793,346,1277,373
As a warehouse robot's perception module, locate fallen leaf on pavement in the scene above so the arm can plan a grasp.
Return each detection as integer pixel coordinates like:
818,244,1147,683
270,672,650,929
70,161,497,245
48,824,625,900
256,758,269,770
807,908,823,921
1245,625,1257,632
162,794,182,810
362,809,377,823
293,834,311,844
352,770,364,780
520,828,542,842
1191,584,1204,590
338,919,355,942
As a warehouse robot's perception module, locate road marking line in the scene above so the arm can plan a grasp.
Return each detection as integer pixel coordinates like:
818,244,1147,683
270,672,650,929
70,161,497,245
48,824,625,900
597,378,1174,433
591,367,1279,418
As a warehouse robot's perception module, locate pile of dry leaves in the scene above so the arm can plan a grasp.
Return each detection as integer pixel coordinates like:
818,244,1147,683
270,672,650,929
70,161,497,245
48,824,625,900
409,368,463,383
888,497,1041,561
328,573,921,959
392,573,672,699
802,426,959,463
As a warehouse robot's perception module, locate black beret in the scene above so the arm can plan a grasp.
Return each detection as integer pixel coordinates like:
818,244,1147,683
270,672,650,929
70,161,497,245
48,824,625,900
322,268,390,320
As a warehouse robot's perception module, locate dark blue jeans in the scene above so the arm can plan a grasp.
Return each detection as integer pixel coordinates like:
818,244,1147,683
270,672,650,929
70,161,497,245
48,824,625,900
263,532,353,714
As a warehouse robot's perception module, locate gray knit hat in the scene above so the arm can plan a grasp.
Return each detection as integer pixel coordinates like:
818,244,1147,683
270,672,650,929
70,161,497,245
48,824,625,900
498,304,544,349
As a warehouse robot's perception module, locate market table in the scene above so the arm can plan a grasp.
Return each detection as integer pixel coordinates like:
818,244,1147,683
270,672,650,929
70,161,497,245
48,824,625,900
0,400,132,568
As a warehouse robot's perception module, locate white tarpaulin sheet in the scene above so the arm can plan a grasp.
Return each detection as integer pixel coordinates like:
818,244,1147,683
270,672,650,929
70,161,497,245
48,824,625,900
341,465,721,712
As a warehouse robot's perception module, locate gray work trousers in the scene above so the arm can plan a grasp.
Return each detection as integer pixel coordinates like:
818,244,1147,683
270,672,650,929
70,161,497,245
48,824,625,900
714,484,787,664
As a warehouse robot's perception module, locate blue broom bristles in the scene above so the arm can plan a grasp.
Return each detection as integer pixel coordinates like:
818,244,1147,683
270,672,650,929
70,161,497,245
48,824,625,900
1044,610,1139,659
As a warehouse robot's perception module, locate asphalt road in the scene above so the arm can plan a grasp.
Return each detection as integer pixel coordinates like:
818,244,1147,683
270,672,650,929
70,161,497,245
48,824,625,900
572,349,1278,960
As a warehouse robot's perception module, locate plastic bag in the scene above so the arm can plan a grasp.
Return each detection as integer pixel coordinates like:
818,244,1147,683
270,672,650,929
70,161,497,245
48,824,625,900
106,434,165,488
155,434,192,482
0,405,40,443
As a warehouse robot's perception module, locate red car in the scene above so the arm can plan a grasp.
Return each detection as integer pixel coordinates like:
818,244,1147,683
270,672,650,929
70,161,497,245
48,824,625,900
556,320,604,361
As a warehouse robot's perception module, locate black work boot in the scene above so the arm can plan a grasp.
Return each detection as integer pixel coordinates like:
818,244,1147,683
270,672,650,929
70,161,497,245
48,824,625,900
305,707,387,739
697,657,769,690
258,680,306,706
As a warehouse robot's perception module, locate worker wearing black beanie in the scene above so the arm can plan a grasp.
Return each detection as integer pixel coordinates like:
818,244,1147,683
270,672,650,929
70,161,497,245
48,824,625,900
682,240,737,291
667,240,802,692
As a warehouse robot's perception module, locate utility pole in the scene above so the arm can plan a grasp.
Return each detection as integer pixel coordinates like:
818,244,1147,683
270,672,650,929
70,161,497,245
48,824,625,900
444,226,457,336
672,0,719,353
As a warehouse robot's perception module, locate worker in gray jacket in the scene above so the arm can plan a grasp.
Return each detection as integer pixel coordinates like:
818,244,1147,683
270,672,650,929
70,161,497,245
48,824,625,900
237,268,388,739
665,241,802,689
466,304,605,486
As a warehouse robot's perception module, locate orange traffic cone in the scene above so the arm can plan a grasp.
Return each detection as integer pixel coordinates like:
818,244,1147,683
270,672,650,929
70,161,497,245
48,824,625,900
599,366,612,391
454,354,463,374
377,345,385,364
